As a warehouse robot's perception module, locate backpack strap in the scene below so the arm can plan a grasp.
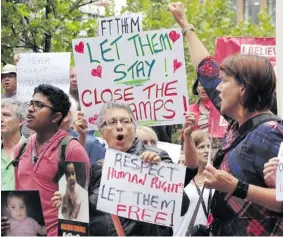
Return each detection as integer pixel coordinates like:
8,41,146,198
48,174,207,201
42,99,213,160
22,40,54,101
58,135,77,163
53,135,78,183
12,138,29,168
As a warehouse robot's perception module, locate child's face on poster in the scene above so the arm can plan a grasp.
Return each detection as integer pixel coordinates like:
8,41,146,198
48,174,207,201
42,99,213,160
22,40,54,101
66,163,77,189
7,197,27,221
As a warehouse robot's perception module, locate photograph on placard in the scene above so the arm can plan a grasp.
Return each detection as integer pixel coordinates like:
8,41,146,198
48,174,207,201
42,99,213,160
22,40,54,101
1,190,46,236
57,161,89,236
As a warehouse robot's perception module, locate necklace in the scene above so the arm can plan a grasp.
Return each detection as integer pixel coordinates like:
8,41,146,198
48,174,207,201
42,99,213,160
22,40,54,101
194,175,205,186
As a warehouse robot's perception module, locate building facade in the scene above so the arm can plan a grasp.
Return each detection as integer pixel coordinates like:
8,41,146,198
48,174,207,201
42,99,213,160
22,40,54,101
231,0,276,24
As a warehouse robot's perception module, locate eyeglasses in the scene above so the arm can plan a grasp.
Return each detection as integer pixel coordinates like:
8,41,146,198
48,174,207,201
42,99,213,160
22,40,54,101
28,100,56,111
102,117,133,128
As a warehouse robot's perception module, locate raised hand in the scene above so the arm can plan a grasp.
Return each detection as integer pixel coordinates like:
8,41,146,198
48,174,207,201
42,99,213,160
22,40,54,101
74,112,88,135
167,2,189,28
183,112,197,138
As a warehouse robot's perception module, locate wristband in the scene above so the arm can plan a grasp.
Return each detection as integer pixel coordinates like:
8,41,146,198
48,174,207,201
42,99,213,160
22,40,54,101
182,24,195,36
232,180,249,199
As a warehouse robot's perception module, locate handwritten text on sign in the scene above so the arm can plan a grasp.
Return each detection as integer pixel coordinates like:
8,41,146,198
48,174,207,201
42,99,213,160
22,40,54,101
72,29,189,129
98,13,143,36
97,149,186,227
17,53,71,101
276,142,283,201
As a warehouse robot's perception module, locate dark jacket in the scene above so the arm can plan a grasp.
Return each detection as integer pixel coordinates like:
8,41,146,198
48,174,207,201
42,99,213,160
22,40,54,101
152,125,172,143
88,138,197,236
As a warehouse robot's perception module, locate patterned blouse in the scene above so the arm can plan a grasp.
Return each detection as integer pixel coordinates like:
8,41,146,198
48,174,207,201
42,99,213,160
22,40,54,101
197,56,283,236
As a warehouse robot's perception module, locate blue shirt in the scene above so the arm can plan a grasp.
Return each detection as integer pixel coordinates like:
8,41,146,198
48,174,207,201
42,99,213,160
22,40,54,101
68,129,105,165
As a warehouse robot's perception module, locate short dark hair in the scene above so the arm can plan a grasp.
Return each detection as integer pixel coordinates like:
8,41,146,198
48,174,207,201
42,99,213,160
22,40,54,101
33,84,71,125
192,78,199,96
220,55,276,113
6,192,25,207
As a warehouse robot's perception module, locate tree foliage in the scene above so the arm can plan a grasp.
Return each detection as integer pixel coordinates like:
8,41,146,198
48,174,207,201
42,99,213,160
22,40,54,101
1,0,104,64
123,0,275,103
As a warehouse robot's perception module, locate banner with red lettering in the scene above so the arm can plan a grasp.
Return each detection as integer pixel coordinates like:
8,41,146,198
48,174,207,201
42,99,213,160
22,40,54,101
72,29,189,129
97,149,186,227
215,37,276,66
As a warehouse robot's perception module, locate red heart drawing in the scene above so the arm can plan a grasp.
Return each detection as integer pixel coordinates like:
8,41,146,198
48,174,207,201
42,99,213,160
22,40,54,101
173,59,182,73
75,42,84,54
91,65,102,78
169,30,180,43
89,114,98,124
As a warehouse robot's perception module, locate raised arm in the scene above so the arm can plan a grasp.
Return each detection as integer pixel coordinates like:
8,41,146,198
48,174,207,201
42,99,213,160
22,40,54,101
168,2,226,118
168,2,210,70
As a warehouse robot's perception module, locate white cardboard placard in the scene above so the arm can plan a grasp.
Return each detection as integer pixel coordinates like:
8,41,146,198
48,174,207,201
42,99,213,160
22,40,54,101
17,53,71,101
276,142,283,201
97,13,143,36
97,149,186,227
157,142,182,163
72,29,189,130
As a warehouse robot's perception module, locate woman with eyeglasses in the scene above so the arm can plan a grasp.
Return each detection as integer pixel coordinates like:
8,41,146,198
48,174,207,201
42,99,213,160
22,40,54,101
52,101,199,235
85,101,199,236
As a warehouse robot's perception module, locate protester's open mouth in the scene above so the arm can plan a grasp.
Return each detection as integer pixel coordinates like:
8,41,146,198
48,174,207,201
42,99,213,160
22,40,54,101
116,134,125,144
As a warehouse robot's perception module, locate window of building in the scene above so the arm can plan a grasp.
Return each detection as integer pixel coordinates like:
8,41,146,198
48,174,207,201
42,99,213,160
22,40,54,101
268,0,276,25
244,0,260,24
229,0,237,24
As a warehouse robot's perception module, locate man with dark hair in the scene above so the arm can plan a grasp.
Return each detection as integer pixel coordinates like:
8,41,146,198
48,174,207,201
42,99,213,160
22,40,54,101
14,84,90,236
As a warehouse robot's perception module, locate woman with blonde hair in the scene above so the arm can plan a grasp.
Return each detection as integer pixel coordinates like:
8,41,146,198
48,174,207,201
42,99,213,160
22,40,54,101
174,129,214,236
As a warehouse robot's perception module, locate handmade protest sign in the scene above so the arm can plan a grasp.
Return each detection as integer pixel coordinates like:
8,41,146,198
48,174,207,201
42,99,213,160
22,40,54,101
97,13,143,36
17,53,71,101
276,142,283,201
97,149,186,227
73,29,189,129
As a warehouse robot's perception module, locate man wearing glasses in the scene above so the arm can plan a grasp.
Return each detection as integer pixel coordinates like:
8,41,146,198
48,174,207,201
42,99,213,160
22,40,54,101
1,64,17,99
14,84,90,236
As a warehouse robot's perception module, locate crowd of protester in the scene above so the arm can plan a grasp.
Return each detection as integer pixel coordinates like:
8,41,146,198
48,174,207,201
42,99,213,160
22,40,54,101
1,2,283,236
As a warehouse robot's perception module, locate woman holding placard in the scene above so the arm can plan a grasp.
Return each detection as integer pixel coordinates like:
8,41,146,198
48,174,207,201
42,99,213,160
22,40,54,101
52,101,199,236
